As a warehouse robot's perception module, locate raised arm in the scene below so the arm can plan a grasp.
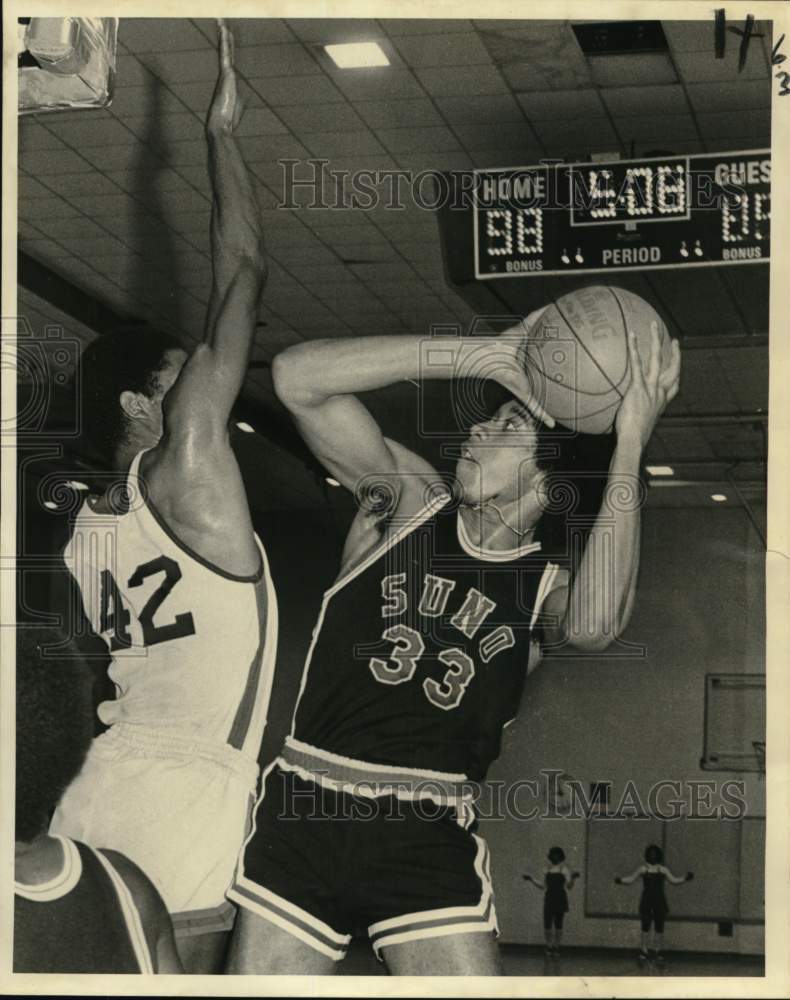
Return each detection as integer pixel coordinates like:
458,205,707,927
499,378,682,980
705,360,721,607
543,326,681,652
162,20,266,444
272,327,553,504
522,872,546,890
662,865,694,885
615,865,645,886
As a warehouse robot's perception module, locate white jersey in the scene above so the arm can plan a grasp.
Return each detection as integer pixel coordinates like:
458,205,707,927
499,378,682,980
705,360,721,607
63,450,277,759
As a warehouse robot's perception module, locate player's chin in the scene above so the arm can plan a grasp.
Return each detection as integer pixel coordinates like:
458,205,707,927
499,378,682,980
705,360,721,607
454,456,480,493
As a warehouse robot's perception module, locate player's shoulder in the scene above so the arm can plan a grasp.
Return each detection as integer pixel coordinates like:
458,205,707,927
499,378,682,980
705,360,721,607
98,848,170,934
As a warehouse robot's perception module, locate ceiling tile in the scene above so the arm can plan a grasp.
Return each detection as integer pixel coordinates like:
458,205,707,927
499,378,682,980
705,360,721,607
196,18,294,46
276,103,366,133
468,148,544,169
392,32,492,68
662,20,716,53
696,110,771,139
416,65,509,97
715,347,768,411
138,48,219,84
395,151,475,172
454,121,539,151
109,85,189,118
119,18,211,52
120,112,206,142
329,68,425,101
19,122,65,152
115,53,160,87
502,60,591,91
378,125,460,154
602,83,689,116
17,175,53,200
614,112,700,141
706,135,770,153
18,149,94,175
237,134,312,162
354,98,443,129
384,20,474,36
686,79,771,113
675,48,769,82
18,197,80,221
436,94,525,125
517,87,605,120
532,117,618,147
286,18,384,43
305,130,387,157
248,74,346,106
66,194,136,218
588,53,678,87
235,43,322,78
45,117,138,148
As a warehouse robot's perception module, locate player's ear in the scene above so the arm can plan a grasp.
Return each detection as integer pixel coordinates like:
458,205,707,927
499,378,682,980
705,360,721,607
120,390,152,423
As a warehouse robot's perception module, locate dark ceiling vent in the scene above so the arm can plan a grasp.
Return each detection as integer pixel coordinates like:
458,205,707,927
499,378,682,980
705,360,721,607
572,21,669,55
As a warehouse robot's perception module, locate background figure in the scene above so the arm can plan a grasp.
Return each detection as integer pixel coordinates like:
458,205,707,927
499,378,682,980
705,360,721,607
14,626,182,974
523,846,580,956
615,843,695,962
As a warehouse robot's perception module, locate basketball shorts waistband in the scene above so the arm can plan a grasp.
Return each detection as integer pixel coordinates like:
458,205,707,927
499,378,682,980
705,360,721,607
96,723,260,783
279,736,475,805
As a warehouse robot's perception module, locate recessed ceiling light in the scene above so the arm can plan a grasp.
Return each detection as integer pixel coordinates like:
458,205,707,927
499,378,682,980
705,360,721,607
711,494,728,502
646,465,674,477
66,480,89,491
325,477,341,487
236,421,255,433
43,500,57,510
324,42,389,69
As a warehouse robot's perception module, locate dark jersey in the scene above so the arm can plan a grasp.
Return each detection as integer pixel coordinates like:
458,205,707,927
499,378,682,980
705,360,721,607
545,871,570,913
640,869,669,916
14,837,153,973
291,496,561,780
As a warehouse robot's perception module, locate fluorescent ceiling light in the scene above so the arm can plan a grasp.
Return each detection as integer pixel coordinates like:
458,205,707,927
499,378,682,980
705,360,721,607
325,477,341,487
236,421,255,433
66,480,89,490
43,500,58,510
710,494,728,502
324,42,389,69
646,465,674,477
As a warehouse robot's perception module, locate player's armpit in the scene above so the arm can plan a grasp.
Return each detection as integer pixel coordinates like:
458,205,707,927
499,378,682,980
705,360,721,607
99,849,184,974
537,573,571,649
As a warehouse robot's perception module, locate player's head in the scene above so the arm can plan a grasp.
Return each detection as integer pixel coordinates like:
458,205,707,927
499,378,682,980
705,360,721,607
77,326,187,465
645,844,663,864
15,627,94,843
548,846,566,865
455,400,554,505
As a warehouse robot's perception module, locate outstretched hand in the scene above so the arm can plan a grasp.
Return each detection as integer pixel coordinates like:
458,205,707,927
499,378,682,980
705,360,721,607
615,322,681,451
207,19,243,134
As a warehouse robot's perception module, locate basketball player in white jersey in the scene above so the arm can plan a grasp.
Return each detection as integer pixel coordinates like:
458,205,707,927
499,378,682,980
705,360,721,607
228,319,680,974
50,22,276,973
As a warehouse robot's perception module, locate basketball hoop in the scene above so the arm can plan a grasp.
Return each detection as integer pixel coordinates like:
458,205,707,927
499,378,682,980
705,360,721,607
752,740,766,779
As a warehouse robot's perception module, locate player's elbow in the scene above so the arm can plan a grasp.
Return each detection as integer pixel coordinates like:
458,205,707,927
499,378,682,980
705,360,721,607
272,345,322,409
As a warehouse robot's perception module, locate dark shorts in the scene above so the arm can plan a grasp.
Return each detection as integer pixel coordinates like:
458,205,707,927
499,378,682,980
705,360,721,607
229,751,498,961
640,901,668,933
543,899,568,930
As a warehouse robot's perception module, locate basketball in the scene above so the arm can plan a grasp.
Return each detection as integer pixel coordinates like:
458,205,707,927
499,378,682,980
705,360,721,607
525,286,671,434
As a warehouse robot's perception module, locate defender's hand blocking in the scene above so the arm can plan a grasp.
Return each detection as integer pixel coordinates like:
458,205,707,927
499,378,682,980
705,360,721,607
207,20,243,134
615,322,681,450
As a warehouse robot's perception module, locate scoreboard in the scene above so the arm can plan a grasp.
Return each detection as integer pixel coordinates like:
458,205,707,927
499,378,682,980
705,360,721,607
464,150,770,279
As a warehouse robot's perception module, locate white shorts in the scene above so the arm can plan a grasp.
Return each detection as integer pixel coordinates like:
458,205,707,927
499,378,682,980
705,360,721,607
50,723,260,938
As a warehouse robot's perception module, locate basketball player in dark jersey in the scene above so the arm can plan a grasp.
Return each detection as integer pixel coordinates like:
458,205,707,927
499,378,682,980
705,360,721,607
227,316,681,974
49,22,277,973
14,627,181,974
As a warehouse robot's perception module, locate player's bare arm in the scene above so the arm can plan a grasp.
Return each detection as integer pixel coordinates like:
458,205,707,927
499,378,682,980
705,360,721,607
142,20,266,574
273,332,552,557
541,326,681,652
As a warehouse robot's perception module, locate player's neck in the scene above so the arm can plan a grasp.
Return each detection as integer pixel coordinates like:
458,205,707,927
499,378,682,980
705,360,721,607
461,490,543,551
15,834,65,885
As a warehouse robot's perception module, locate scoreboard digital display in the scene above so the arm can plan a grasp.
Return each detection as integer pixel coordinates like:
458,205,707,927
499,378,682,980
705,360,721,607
471,150,770,279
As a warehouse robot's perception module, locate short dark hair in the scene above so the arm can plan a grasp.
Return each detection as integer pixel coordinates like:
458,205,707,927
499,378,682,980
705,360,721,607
77,326,181,464
645,843,664,864
15,627,94,843
548,846,566,865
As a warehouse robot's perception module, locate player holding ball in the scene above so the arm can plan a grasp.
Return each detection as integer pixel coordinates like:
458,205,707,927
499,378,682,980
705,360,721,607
228,289,681,975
